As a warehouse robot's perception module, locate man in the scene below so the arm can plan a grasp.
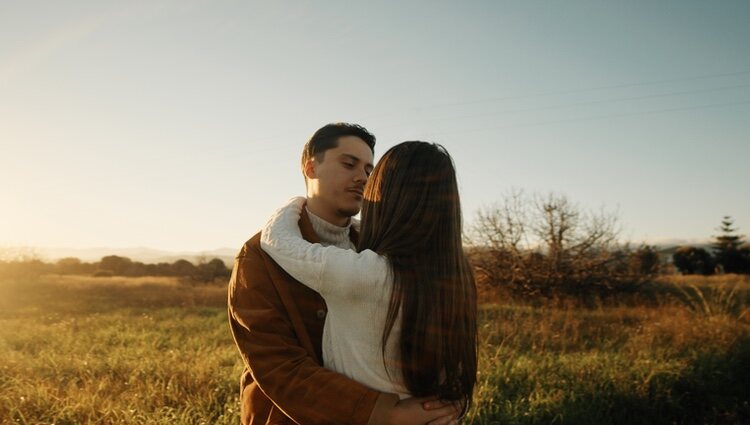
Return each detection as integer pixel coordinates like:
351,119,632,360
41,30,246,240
228,123,460,424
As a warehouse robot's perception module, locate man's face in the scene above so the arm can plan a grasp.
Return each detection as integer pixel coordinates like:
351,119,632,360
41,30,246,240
306,136,374,219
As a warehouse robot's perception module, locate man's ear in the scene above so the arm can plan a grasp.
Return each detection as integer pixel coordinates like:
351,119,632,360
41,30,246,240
303,158,317,179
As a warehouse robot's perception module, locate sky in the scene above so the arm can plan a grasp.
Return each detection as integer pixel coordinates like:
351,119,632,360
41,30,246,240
1,0,749,253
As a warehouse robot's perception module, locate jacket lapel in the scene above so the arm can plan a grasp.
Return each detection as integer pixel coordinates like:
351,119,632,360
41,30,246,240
262,203,322,363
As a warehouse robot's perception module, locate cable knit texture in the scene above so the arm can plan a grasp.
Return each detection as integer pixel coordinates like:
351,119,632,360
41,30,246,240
261,197,409,399
305,207,357,250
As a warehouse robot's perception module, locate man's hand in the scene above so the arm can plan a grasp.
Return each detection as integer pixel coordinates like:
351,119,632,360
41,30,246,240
385,396,460,425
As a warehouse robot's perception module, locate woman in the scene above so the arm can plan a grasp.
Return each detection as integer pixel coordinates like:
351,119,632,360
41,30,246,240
260,141,477,412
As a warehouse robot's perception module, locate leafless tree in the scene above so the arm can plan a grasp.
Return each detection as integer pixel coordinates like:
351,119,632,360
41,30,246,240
468,190,642,297
469,189,530,288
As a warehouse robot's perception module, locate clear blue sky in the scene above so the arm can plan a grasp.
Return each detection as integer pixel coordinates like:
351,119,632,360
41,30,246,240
2,0,749,252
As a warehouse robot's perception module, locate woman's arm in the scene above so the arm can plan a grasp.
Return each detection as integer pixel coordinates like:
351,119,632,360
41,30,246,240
260,197,389,298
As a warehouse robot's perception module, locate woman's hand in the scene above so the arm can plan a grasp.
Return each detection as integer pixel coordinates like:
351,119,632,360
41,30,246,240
424,397,464,425
386,395,460,425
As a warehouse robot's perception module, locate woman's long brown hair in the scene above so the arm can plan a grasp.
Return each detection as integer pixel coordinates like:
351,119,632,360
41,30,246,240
358,141,477,407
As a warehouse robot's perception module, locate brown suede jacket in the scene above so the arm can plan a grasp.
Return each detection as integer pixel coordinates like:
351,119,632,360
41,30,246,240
228,207,398,424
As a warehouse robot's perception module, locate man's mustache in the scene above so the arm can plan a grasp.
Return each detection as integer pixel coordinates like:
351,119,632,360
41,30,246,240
346,186,364,195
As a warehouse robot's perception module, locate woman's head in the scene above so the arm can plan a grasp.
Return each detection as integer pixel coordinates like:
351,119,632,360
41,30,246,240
358,141,477,408
359,141,462,253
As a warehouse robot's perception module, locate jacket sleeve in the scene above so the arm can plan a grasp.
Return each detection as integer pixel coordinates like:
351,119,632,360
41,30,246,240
228,242,398,425
260,197,390,299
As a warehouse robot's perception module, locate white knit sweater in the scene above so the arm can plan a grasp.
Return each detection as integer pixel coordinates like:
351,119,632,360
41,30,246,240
304,206,357,250
260,197,409,398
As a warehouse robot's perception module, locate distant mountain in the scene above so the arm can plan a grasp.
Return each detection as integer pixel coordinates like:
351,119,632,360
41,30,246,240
1,246,238,267
648,239,712,257
649,238,711,248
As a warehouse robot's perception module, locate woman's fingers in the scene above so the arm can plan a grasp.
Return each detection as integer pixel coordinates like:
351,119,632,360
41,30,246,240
422,398,458,411
427,414,459,425
423,403,460,422
416,395,441,407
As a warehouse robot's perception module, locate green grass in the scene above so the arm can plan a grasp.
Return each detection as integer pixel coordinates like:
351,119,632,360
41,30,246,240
1,275,749,424
468,301,750,424
0,276,241,424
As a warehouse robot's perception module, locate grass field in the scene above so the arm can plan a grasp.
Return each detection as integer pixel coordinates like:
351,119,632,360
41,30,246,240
1,274,749,424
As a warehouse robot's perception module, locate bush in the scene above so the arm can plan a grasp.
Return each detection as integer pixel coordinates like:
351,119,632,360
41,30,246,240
673,246,715,275
0,259,50,280
469,190,645,297
629,245,661,276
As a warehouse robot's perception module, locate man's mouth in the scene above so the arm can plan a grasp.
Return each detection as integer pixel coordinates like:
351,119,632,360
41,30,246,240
347,188,364,197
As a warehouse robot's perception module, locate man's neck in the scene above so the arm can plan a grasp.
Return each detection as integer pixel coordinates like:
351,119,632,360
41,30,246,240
305,197,350,227
305,207,355,250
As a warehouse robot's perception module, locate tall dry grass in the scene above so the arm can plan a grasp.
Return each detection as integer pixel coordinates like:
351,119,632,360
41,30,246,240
1,275,238,424
1,274,749,424
655,274,750,320
468,275,750,424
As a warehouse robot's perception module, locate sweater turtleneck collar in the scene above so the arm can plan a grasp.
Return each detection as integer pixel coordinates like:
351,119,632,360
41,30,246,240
305,207,356,249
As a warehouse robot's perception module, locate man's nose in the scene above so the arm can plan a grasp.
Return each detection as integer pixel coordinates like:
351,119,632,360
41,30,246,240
354,167,368,183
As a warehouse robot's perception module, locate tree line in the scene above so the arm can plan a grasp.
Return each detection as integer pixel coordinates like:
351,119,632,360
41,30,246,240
467,191,747,297
672,216,750,275
2,197,745,292
0,255,231,284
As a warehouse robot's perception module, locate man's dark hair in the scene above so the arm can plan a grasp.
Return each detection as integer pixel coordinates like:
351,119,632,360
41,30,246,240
301,123,376,173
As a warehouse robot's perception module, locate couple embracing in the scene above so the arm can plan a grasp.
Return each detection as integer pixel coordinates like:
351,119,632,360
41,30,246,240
228,123,477,425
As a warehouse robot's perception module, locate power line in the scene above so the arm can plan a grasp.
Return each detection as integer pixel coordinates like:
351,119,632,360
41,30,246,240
362,69,750,121
416,70,750,109
423,99,750,137
378,83,750,129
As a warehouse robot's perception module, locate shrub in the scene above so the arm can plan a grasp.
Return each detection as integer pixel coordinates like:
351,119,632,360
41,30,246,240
469,190,644,297
673,246,715,275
